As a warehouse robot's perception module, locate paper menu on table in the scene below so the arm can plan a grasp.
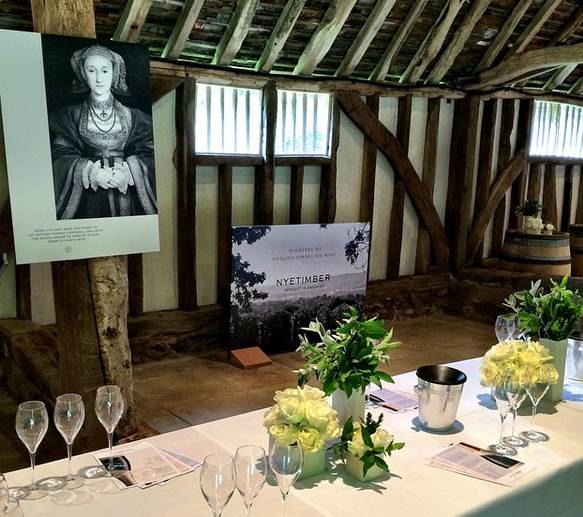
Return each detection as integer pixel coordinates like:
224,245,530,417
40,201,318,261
369,387,418,411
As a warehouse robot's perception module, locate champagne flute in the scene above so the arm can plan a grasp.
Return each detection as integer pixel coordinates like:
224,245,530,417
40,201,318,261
269,442,303,513
495,316,516,342
235,445,267,515
521,382,550,442
502,381,528,448
488,382,518,456
200,454,235,517
15,401,49,500
95,385,124,471
54,394,86,489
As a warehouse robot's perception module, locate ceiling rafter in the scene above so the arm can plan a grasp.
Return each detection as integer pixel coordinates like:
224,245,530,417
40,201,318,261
293,0,357,75
113,0,152,42
162,0,205,59
369,0,430,82
255,0,306,72
426,0,493,84
401,0,467,84
213,0,261,65
335,0,397,77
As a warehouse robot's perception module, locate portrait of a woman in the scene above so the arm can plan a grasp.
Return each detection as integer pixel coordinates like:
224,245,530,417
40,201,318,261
48,43,157,220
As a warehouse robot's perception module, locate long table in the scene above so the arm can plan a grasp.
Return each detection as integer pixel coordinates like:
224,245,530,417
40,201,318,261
5,358,583,516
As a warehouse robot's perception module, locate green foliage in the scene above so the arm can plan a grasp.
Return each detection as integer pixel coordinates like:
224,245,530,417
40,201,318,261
296,306,399,397
504,277,583,341
515,199,542,217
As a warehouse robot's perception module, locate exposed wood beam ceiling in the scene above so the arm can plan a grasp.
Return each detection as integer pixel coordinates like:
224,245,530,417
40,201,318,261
213,0,260,65
162,0,205,59
113,0,153,42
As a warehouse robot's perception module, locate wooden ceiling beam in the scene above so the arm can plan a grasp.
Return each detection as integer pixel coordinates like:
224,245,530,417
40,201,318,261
255,0,306,72
549,5,583,46
112,0,152,42
369,0,430,81
476,0,533,71
401,0,466,84
569,75,583,96
426,0,493,84
162,0,205,59
213,0,260,66
504,0,561,59
544,64,577,91
293,0,357,75
335,0,397,77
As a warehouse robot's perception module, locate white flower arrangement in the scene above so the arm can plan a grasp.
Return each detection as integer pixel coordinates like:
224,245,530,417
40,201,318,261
523,216,544,234
263,385,340,453
480,339,559,388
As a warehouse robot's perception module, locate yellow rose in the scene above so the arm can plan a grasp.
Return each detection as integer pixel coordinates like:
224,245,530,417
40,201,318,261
539,364,559,385
489,342,514,361
520,349,542,367
372,428,393,450
480,360,499,386
298,427,324,453
301,385,325,401
305,399,334,429
277,396,305,424
516,366,538,387
264,406,281,428
269,424,298,446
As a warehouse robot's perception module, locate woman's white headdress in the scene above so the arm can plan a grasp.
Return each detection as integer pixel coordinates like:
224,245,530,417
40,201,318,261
70,44,129,95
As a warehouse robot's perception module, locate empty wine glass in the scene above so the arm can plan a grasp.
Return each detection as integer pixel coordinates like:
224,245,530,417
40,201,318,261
54,394,85,489
521,382,550,442
14,401,49,500
269,442,303,513
235,445,267,515
488,382,518,456
200,454,235,517
95,385,124,471
495,316,516,342
2,498,23,517
502,381,528,448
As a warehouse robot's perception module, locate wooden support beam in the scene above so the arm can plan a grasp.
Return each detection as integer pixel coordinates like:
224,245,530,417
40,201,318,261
527,162,543,202
386,96,412,279
336,92,449,265
415,97,441,274
426,0,493,84
256,0,306,72
336,0,397,77
550,6,583,46
369,0,430,81
445,96,480,270
472,99,498,262
175,78,198,310
359,95,379,224
505,0,562,59
217,165,233,306
319,99,340,224
213,0,260,66
476,0,534,71
467,150,527,262
113,0,153,42
255,82,276,224
127,255,143,317
510,99,533,229
468,42,583,90
30,0,95,37
289,164,304,224
162,0,205,59
491,100,515,256
569,75,583,96
576,166,583,224
542,163,558,226
401,0,466,84
15,265,31,320
561,165,574,232
544,64,577,91
294,0,357,75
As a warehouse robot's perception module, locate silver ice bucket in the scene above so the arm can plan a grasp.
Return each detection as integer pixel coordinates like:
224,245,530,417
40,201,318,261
566,337,583,381
415,365,467,431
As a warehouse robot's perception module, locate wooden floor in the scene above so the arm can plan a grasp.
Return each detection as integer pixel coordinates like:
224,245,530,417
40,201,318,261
0,313,495,472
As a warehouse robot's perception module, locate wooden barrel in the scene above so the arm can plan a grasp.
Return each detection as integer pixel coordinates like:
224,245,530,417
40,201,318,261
570,224,583,277
500,230,571,275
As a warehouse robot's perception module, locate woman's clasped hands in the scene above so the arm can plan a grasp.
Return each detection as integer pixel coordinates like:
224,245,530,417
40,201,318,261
82,159,134,194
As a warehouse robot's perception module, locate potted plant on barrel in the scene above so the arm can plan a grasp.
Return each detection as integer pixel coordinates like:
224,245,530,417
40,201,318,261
504,277,583,401
296,307,399,425
516,200,543,234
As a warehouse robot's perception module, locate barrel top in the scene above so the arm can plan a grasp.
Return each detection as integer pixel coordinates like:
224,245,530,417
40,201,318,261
506,229,569,240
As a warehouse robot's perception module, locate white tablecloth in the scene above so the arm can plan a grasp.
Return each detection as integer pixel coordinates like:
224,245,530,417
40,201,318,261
5,358,583,517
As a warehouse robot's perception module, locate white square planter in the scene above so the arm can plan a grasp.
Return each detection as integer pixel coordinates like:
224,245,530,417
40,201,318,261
345,453,386,482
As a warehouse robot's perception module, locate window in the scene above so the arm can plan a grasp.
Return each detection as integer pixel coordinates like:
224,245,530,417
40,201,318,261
195,83,263,155
530,101,583,159
275,90,331,156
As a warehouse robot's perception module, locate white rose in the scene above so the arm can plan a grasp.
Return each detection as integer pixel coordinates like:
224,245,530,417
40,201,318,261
305,399,334,429
277,396,305,424
347,431,368,458
372,428,393,450
298,427,324,453
274,387,300,402
264,406,281,428
269,424,298,446
301,385,325,401
322,418,341,440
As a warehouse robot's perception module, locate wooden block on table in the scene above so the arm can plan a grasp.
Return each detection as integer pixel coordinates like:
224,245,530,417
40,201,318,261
230,347,272,370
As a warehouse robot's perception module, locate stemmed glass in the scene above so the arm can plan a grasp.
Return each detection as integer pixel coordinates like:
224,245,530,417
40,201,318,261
200,454,236,517
488,382,518,456
521,382,550,442
502,381,528,448
54,394,86,489
495,316,516,342
14,401,49,500
95,385,124,471
235,445,267,515
269,442,303,514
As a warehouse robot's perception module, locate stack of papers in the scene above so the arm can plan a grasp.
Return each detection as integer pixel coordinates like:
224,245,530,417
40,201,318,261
428,442,535,486
369,387,418,412
93,442,202,490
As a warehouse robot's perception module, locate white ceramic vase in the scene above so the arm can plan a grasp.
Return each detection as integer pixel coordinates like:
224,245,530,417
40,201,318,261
330,389,365,426
345,453,386,482
540,337,568,402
